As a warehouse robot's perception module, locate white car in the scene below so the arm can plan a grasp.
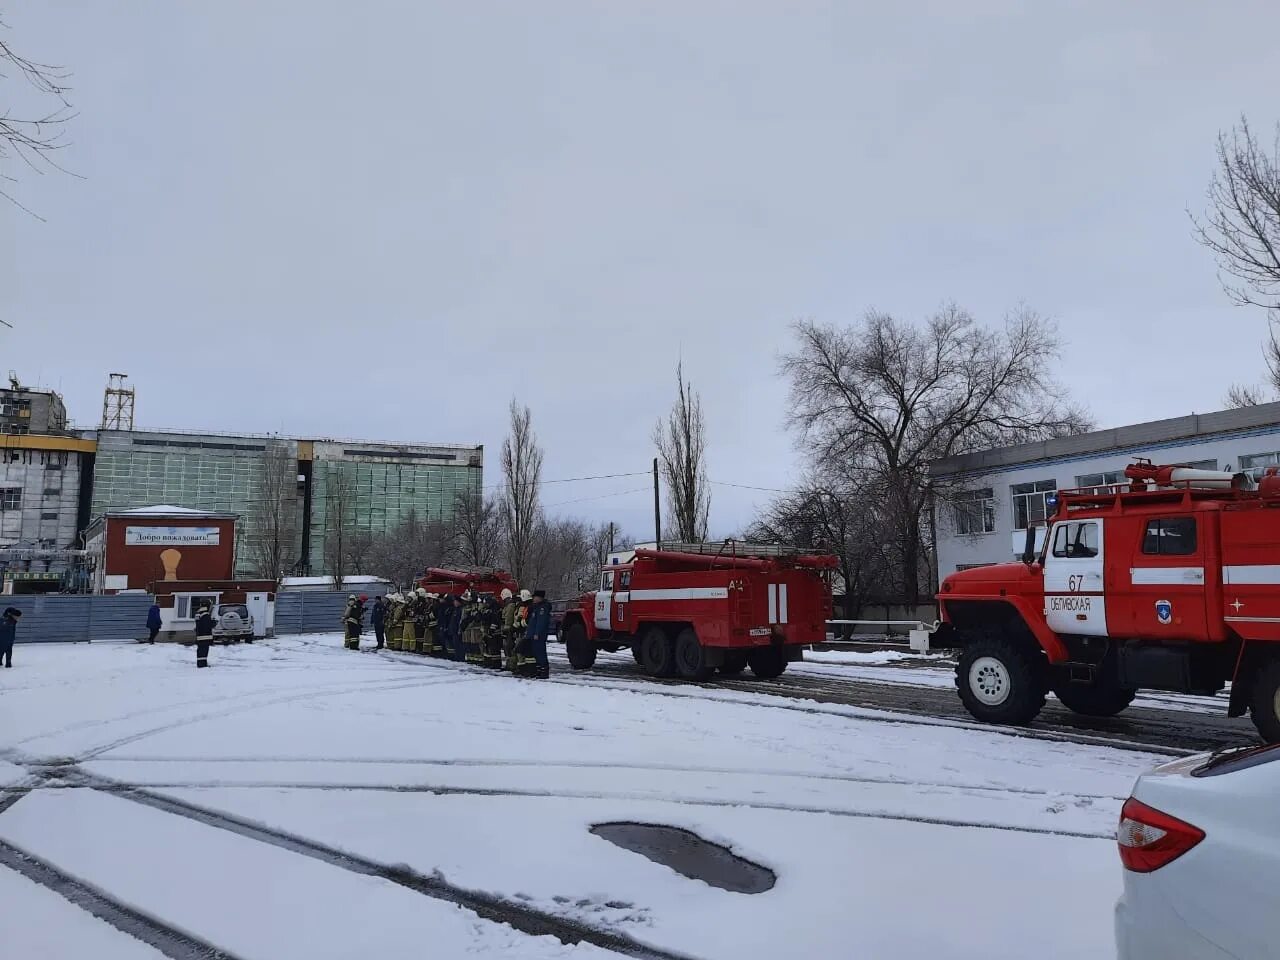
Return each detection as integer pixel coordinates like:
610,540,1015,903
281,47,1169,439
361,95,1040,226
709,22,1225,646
1115,742,1279,959
211,603,255,643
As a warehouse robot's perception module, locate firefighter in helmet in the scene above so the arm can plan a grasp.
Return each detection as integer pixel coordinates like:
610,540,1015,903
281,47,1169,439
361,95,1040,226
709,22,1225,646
342,594,366,650
516,589,551,679
500,589,519,670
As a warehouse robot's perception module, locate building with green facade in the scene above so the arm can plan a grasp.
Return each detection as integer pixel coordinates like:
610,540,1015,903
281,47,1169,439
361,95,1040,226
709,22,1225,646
88,429,482,577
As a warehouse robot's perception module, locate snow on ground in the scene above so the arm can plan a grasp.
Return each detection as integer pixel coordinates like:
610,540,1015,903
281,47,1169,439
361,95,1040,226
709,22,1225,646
0,635,1166,959
0,859,169,960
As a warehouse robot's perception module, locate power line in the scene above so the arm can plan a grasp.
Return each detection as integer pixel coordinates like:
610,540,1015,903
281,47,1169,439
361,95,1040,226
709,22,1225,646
481,470,648,491
543,487,651,509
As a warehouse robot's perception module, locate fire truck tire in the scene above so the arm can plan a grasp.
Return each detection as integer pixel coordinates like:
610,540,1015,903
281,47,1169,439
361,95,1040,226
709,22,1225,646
639,627,678,678
956,637,1047,725
1249,659,1280,743
1052,678,1136,717
719,653,748,676
563,620,596,671
631,644,644,666
747,646,788,679
675,628,714,681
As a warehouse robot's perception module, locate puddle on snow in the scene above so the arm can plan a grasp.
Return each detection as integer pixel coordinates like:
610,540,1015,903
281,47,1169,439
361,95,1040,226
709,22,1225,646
590,822,776,894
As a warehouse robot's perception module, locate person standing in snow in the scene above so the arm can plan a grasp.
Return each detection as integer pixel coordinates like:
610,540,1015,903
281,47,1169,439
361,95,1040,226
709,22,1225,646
371,595,387,650
520,590,552,679
145,601,162,644
194,604,215,668
0,607,22,668
342,594,365,650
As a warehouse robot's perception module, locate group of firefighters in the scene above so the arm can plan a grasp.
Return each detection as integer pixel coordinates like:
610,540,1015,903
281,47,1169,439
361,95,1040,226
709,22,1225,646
341,587,552,678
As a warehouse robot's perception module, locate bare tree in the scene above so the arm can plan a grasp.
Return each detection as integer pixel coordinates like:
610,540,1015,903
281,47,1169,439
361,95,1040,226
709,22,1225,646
323,465,356,588
653,361,711,542
1193,117,1280,401
247,443,299,579
0,17,75,217
500,399,544,582
451,490,502,568
365,510,451,588
780,306,1091,602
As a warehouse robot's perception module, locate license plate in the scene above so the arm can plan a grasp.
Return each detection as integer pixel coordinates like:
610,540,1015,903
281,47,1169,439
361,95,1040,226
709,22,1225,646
748,627,770,637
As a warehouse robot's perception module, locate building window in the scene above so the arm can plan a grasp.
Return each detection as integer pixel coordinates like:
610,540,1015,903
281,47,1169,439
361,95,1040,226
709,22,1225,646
951,488,996,535
40,512,58,520
1142,518,1198,556
1052,521,1100,559
1183,459,1219,471
175,594,221,619
1011,479,1056,529
0,488,19,511
1240,452,1280,481
1075,470,1125,492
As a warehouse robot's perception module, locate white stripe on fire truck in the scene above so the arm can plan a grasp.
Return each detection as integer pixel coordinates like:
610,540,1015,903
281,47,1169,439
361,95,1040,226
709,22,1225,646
629,587,730,602
767,585,777,623
779,583,788,624
1129,567,1205,586
1224,565,1280,585
1226,616,1280,623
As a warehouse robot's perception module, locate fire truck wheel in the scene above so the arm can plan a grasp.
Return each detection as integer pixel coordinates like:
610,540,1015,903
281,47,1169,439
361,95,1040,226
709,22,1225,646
631,643,644,666
719,653,748,676
1052,678,1136,717
563,620,596,671
956,637,1047,725
675,628,714,681
747,646,787,680
1249,659,1280,743
639,627,678,677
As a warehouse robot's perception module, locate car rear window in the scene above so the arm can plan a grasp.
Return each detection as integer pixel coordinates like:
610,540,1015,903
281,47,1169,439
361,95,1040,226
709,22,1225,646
1192,742,1280,778
219,604,249,618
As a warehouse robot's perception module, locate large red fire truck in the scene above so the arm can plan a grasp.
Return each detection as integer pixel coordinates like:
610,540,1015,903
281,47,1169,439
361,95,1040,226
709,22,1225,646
416,567,518,598
559,544,837,681
931,460,1280,741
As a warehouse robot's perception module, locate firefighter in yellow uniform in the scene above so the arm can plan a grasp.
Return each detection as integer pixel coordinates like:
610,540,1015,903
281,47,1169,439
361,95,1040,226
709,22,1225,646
387,594,405,651
508,589,531,672
342,594,365,650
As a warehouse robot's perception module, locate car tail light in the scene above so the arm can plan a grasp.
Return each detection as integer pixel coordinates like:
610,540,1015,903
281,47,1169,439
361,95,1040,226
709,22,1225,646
1117,797,1205,873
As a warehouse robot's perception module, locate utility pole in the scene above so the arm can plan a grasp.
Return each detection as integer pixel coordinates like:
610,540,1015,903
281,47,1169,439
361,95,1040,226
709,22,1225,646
607,522,615,553
652,457,661,546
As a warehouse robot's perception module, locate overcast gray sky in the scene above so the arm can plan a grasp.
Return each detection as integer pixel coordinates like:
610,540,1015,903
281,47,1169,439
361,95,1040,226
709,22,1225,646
4,2,1278,537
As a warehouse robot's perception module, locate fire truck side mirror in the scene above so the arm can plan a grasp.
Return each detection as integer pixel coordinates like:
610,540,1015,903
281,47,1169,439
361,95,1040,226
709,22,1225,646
1021,525,1038,565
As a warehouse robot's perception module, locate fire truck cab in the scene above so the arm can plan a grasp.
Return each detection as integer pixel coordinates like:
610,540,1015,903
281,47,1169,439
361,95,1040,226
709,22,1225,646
934,461,1280,741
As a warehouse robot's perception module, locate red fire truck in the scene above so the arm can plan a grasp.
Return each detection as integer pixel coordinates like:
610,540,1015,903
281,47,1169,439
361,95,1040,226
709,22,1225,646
932,460,1280,741
416,567,518,598
559,544,837,681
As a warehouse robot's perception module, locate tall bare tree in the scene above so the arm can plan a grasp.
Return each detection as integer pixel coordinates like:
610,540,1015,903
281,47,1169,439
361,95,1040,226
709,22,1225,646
780,306,1090,602
247,443,299,579
323,464,356,588
1,17,75,217
501,399,544,582
653,361,710,542
451,490,502,568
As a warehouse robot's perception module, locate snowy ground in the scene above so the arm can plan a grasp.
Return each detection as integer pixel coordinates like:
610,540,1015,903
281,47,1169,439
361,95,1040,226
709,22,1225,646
0,635,1165,959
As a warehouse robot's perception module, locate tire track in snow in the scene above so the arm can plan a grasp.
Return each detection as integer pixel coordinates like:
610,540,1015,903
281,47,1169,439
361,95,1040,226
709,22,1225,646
57,768,1114,842
74,674,481,761
0,839,242,960
81,755,1129,803
58,769,696,960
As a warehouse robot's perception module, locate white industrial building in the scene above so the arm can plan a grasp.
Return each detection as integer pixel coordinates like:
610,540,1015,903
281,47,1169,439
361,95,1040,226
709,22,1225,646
930,401,1280,578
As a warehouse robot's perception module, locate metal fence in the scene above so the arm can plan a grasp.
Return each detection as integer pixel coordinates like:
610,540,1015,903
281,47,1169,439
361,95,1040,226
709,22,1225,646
273,592,350,636
2,594,154,644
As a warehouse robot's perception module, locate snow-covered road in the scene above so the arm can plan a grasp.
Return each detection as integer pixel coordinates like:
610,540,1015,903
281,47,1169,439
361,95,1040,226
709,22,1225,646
0,635,1163,958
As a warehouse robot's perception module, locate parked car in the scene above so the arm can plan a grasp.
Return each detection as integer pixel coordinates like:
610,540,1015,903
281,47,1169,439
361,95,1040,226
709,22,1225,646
1115,742,1279,959
212,603,254,643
